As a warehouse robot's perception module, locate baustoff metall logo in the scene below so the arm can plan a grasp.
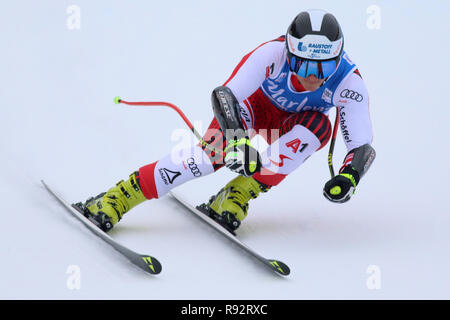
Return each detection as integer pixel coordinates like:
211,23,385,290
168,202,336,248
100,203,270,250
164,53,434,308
297,42,307,52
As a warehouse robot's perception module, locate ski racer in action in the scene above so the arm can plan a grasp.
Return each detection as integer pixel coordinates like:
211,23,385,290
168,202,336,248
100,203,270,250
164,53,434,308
79,9,376,233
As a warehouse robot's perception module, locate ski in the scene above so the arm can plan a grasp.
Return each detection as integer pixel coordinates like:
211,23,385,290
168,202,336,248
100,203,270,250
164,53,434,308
169,191,290,276
41,180,162,275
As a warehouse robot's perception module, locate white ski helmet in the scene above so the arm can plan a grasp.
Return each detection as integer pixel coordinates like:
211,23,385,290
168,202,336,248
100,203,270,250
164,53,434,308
286,9,344,79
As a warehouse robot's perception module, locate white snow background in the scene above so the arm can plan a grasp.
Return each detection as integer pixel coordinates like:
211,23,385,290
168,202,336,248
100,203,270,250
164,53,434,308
1,0,449,299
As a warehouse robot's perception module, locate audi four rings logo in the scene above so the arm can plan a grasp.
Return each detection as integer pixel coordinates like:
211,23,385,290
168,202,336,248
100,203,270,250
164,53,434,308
340,89,363,102
187,158,202,177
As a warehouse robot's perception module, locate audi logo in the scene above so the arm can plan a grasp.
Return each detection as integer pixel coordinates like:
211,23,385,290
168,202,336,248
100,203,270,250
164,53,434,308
340,89,363,102
187,157,202,177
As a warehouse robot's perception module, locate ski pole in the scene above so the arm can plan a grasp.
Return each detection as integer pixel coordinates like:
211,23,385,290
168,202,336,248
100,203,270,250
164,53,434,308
114,96,223,155
327,108,340,178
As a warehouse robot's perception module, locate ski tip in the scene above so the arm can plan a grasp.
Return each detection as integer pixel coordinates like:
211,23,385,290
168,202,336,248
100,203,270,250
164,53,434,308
114,96,122,104
41,180,52,191
140,255,162,275
268,259,290,276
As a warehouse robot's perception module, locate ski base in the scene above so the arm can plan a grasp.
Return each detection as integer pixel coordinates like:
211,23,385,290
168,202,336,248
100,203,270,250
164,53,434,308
41,180,162,275
169,191,290,276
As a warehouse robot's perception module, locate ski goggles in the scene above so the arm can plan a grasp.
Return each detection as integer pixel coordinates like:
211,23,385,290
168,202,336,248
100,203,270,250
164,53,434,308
289,55,339,79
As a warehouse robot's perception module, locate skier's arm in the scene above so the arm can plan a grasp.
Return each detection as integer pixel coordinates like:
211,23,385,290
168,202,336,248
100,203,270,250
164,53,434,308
212,37,285,132
209,39,284,177
337,72,373,151
324,71,376,203
222,37,285,102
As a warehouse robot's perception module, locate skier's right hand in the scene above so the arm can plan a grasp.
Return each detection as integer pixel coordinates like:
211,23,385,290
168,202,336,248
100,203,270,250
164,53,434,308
224,137,262,177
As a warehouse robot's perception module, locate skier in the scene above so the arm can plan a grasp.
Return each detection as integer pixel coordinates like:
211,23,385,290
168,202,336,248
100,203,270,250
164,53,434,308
80,9,376,233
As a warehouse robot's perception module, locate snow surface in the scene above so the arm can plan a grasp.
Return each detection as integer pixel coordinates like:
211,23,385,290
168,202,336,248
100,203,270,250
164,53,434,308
1,0,450,299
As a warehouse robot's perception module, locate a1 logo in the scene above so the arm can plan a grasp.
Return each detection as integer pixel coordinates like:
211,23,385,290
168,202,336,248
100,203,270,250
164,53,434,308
286,138,308,153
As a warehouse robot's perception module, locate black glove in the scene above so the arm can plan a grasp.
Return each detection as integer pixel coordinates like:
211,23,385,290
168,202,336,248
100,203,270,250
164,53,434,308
323,167,359,203
224,137,262,177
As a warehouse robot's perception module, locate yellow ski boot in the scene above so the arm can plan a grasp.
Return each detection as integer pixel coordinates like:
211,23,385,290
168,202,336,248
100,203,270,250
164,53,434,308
198,175,270,234
75,172,147,232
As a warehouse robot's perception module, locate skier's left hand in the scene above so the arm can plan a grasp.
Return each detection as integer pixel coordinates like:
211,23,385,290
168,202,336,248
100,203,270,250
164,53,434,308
323,172,357,203
224,137,262,177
